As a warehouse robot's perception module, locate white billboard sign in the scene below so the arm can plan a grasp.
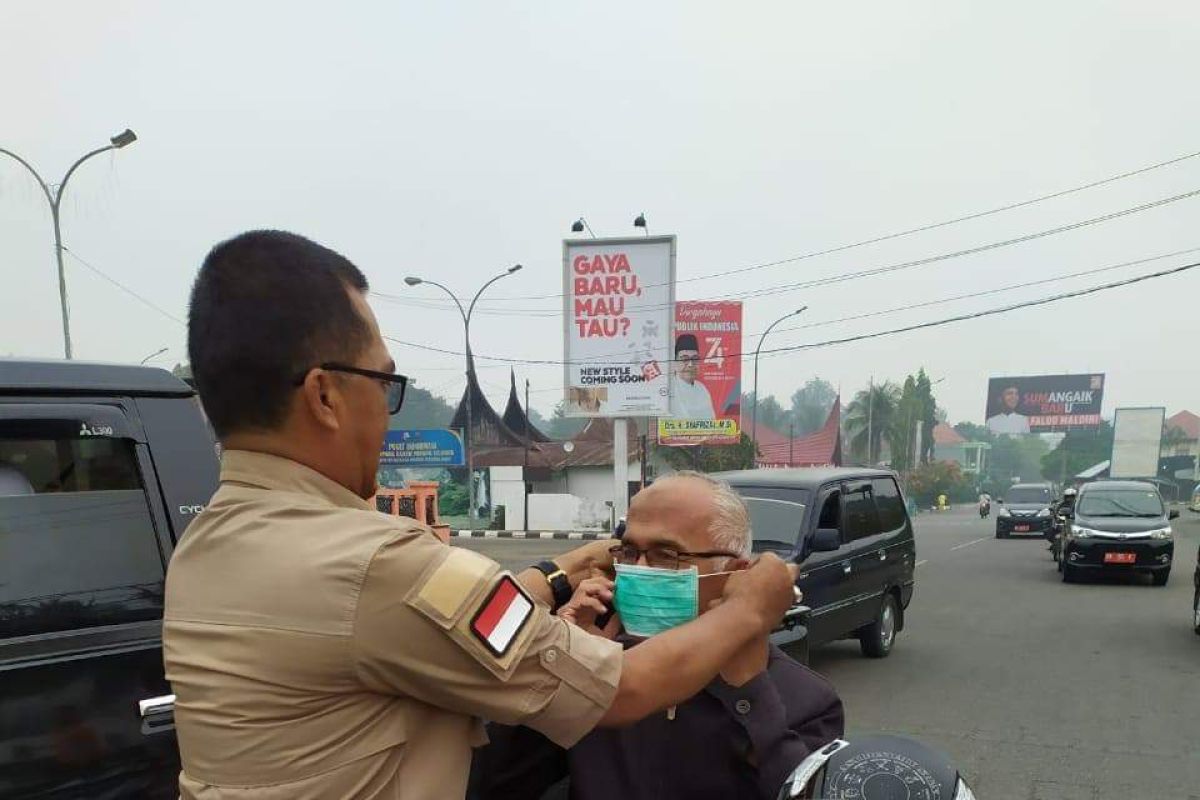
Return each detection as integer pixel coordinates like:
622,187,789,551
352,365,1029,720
562,236,676,417
1110,407,1165,479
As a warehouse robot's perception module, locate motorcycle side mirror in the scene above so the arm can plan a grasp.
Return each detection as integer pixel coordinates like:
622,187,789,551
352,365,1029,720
811,528,841,553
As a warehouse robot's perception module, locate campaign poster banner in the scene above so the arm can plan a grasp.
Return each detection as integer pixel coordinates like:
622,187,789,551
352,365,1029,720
563,236,675,417
379,429,465,467
984,374,1105,435
658,300,743,446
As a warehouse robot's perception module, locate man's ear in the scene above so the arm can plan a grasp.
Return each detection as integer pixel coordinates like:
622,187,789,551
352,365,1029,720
728,557,750,571
299,370,342,432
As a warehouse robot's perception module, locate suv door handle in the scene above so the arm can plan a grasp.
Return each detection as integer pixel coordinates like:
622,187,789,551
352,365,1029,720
139,694,175,718
878,550,887,561
842,562,852,574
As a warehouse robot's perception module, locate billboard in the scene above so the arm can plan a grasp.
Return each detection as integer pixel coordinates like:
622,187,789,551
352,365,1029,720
657,300,743,446
563,236,675,417
1110,407,1164,479
379,429,465,467
984,373,1105,434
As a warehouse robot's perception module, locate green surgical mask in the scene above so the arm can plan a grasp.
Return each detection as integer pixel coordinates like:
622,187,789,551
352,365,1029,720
613,562,699,637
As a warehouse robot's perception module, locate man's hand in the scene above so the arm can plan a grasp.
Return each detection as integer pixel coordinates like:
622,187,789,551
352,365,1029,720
720,634,769,687
720,553,797,635
557,574,620,638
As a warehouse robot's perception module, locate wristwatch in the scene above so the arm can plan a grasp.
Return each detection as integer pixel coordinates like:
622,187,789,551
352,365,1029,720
532,560,573,612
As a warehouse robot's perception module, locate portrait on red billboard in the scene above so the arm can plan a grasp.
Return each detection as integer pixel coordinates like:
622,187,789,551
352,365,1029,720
659,301,742,446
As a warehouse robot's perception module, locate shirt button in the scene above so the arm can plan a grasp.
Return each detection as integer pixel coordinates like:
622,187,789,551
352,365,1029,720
544,648,558,663
735,699,751,715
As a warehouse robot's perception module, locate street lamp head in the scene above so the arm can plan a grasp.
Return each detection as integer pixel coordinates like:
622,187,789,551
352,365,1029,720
404,276,424,287
633,213,647,229
507,264,523,274
110,129,137,149
571,219,585,233
794,306,809,315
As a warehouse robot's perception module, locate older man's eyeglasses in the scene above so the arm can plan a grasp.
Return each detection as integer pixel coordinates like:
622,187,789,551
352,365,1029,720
609,543,742,570
292,363,408,415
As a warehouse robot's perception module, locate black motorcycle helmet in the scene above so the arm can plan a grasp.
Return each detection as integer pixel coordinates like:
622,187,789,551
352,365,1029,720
778,736,976,800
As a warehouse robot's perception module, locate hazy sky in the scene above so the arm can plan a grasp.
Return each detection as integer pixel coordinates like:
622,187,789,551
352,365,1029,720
3,1,1198,425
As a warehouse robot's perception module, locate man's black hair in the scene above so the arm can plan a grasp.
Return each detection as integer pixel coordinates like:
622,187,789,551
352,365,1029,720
675,333,699,355
187,230,371,438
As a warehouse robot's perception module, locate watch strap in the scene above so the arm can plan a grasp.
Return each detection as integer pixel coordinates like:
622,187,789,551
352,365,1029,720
533,560,573,611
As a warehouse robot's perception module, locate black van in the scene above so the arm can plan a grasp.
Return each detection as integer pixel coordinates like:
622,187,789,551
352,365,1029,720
0,360,219,798
714,468,916,659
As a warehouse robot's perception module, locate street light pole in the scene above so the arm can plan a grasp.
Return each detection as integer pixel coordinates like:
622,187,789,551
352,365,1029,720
405,265,522,527
751,307,807,461
0,129,138,359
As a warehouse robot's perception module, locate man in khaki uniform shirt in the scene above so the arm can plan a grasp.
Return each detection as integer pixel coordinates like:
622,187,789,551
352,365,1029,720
167,230,795,799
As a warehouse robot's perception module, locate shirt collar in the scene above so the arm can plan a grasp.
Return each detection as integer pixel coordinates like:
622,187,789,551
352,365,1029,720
219,449,372,511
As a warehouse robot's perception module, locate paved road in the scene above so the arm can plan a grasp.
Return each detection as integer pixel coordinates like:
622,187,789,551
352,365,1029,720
457,509,1200,798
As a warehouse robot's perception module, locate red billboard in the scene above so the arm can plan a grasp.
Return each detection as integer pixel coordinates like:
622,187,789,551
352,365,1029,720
658,301,742,446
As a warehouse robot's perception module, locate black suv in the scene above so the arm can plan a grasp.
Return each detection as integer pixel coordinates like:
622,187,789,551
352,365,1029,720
0,360,219,798
995,482,1056,539
1059,480,1178,586
715,467,916,659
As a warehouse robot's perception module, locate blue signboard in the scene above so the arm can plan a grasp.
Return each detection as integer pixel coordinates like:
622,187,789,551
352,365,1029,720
380,429,465,467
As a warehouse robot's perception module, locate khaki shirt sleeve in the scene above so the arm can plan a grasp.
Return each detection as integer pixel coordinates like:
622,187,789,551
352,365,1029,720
352,533,623,748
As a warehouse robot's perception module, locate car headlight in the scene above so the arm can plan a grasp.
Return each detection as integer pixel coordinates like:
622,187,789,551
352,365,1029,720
1072,527,1095,538
998,507,1011,518
1149,527,1173,539
1036,508,1051,518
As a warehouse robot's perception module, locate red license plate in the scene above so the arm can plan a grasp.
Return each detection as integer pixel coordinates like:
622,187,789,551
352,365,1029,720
1014,525,1030,532
1104,552,1136,564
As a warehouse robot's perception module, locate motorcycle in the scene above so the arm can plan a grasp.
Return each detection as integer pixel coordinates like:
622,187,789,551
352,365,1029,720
978,501,990,518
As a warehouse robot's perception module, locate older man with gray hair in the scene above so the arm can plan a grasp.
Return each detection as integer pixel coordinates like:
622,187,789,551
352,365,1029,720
471,471,844,800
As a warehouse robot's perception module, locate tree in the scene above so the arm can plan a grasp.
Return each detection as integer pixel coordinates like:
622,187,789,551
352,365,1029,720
1041,422,1114,482
388,385,457,430
658,433,757,473
890,376,920,472
843,382,901,464
544,401,587,440
914,369,938,464
1162,424,1190,454
953,422,994,443
990,434,1050,483
789,378,837,436
742,392,789,435
906,460,973,507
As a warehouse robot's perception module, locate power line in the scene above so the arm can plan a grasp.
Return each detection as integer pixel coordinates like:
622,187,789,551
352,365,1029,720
387,147,1200,306
378,185,1200,317
62,247,186,326
385,257,1200,367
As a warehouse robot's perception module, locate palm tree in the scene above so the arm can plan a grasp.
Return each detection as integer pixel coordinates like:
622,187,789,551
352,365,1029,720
844,381,902,464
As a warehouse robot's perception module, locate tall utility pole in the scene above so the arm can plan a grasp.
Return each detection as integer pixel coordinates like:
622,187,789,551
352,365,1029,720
751,307,807,457
404,265,523,527
1,129,138,359
866,375,874,465
523,377,531,532
788,422,795,467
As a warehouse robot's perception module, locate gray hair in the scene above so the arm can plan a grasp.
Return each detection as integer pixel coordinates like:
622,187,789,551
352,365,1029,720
667,470,752,558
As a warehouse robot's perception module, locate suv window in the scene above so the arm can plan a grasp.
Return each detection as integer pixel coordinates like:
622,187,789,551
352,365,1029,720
872,477,907,531
841,482,881,541
732,486,811,550
0,435,165,638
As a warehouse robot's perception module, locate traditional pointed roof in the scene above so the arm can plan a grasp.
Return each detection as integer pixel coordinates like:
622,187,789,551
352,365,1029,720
449,360,527,448
501,369,552,443
755,397,843,468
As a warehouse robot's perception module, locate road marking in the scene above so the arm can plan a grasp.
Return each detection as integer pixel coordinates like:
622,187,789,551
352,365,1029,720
950,536,988,551
915,559,928,567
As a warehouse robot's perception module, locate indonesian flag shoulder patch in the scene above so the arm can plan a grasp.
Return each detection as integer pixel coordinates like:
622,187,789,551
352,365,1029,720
470,575,534,657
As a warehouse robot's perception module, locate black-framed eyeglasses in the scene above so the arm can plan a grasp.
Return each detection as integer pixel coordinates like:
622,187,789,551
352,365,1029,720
292,362,408,415
609,543,742,571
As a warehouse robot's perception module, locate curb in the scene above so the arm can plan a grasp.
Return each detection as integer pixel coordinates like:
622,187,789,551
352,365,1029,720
451,530,615,540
